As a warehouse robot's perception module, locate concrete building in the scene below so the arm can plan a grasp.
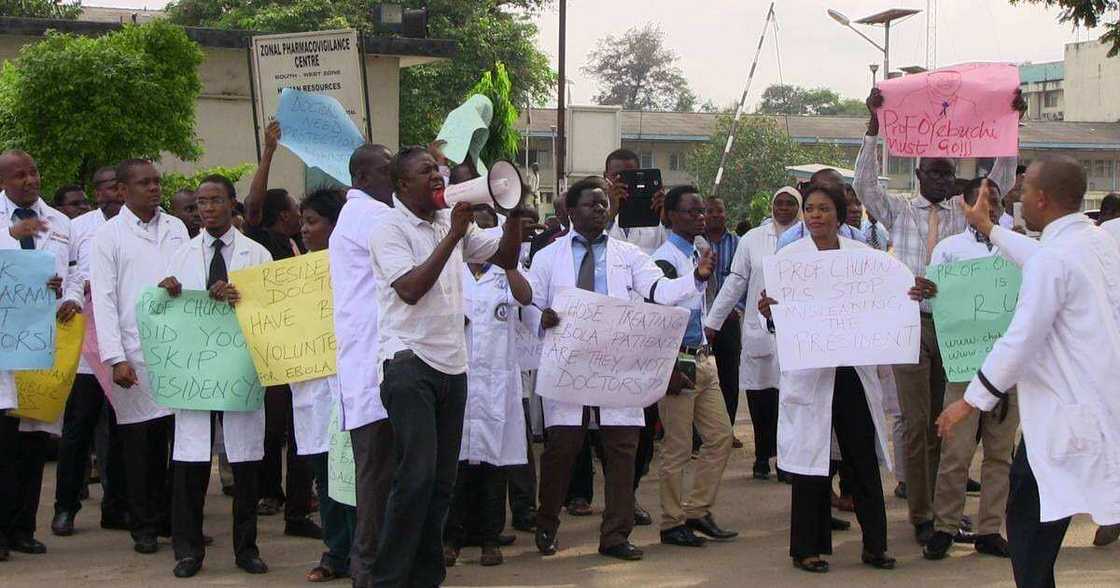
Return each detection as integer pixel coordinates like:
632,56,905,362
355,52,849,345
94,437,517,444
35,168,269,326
1063,39,1120,123
518,108,1120,212
0,16,455,195
1019,61,1064,121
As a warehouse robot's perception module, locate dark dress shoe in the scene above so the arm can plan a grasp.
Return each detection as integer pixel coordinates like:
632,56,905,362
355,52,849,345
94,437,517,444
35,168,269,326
11,537,46,554
462,534,516,547
285,517,323,539
565,498,592,516
236,556,269,574
52,512,75,536
134,536,159,554
598,541,643,561
1094,524,1120,547
954,530,977,544
923,530,954,560
776,469,792,484
0,545,9,561
960,514,974,532
686,513,738,540
914,520,935,545
792,557,829,573
479,545,503,566
535,528,558,556
660,525,706,547
974,534,1011,558
966,478,982,494
173,557,202,578
752,460,770,480
222,485,235,497
634,503,653,526
894,482,907,499
831,517,851,531
202,534,214,546
512,516,537,532
443,544,459,567
862,550,897,569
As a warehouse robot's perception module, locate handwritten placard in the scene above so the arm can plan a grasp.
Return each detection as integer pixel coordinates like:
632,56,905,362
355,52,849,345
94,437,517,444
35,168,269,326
327,405,356,506
136,288,265,412
762,249,920,371
276,88,365,185
12,314,85,422
535,289,688,408
80,294,115,402
516,305,544,371
929,256,1022,382
230,251,336,386
0,250,56,370
877,62,1019,158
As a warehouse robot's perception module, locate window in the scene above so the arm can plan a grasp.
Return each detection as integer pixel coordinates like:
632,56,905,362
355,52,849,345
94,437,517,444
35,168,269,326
516,149,542,166
1044,90,1060,108
639,151,654,169
669,152,682,171
887,155,914,176
1092,159,1114,179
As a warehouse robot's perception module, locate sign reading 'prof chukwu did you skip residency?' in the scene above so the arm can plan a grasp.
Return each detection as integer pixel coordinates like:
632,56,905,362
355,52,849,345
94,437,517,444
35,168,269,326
763,249,920,372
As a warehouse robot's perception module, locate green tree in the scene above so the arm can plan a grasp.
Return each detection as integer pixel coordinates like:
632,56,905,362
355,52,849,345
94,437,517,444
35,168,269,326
467,62,519,166
0,21,203,192
1011,1,1120,56
165,0,555,146
582,23,697,111
686,115,849,225
161,163,255,208
757,84,866,116
0,0,81,19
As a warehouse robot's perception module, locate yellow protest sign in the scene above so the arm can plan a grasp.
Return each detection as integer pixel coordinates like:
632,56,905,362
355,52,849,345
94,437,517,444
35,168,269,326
230,250,336,386
12,314,85,423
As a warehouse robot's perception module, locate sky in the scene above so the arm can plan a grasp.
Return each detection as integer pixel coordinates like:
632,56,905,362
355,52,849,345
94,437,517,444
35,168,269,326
94,0,1110,109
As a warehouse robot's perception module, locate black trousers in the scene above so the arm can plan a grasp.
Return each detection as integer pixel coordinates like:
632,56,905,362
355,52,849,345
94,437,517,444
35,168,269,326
94,401,129,522
507,397,537,521
446,462,508,548
789,367,887,559
349,418,394,588
746,388,779,465
1007,440,1071,588
116,415,173,541
54,374,127,519
711,314,742,425
372,352,467,588
260,384,313,521
0,416,49,544
172,452,260,562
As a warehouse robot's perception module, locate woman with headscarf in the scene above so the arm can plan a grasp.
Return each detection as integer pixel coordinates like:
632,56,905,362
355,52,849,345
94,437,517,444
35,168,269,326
704,186,801,480
759,182,895,574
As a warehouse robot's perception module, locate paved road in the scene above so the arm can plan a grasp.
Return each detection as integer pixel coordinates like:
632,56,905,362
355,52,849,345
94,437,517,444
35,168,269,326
3,422,1118,587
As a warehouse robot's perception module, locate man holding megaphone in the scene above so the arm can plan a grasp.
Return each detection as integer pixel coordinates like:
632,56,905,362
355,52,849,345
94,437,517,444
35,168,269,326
366,146,523,587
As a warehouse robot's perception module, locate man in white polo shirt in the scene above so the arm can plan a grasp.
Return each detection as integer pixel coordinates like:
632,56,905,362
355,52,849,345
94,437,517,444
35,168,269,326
368,146,522,587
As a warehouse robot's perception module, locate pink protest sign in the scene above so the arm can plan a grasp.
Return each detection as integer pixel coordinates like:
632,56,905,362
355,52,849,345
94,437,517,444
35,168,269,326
876,63,1020,158
80,295,115,404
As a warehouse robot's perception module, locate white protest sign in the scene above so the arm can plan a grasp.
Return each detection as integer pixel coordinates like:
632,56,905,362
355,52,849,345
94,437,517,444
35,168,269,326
762,249,920,371
535,289,688,408
516,305,544,371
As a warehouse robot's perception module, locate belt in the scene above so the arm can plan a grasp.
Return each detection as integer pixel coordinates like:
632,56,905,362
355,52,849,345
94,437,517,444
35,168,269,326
679,345,710,357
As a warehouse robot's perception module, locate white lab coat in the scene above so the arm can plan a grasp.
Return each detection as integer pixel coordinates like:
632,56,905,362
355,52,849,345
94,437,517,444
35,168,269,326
167,230,271,463
460,266,527,465
703,222,789,391
527,231,704,427
966,217,1120,524
291,375,333,456
0,195,82,434
90,207,187,425
70,209,110,375
773,236,892,477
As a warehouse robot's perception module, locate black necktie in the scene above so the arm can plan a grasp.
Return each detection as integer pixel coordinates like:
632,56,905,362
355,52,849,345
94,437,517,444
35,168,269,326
13,207,36,250
868,223,881,250
208,239,228,288
576,239,596,291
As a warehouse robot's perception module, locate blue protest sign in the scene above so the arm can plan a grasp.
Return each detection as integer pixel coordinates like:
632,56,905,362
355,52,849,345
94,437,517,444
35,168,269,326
0,249,56,370
276,88,366,185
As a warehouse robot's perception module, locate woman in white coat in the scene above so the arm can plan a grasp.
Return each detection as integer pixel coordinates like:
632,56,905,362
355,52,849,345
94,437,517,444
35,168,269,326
444,205,532,567
704,186,801,479
759,183,895,574
159,175,272,578
287,188,358,584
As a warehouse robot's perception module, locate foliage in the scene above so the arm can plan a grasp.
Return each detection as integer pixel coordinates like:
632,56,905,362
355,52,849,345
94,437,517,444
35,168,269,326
468,62,520,165
582,23,697,111
757,84,867,116
165,0,555,146
686,115,849,225
0,21,203,192
160,163,255,208
1010,1,1120,56
0,0,81,19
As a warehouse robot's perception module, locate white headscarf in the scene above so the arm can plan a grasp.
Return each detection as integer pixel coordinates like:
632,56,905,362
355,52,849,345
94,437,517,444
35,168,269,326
770,186,802,234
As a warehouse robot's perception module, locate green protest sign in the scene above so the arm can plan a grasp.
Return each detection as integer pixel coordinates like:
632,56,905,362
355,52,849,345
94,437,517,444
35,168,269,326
929,256,1022,382
327,404,356,506
136,287,265,411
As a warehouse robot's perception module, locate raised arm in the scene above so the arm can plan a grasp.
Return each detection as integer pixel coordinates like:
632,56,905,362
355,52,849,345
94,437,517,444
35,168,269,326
855,88,902,230
245,120,280,228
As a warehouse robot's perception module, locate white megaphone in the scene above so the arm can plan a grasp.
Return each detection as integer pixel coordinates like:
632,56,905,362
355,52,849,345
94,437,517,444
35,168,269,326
433,159,523,210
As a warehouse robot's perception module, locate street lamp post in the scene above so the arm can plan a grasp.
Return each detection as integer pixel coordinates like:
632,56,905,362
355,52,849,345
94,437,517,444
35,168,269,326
828,7,920,182
870,63,879,86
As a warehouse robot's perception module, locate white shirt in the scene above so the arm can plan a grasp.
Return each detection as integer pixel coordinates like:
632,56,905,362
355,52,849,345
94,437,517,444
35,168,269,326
71,209,111,375
91,206,188,424
328,189,391,430
1102,217,1120,244
999,212,1015,230
201,227,236,271
966,214,1120,524
929,227,1001,266
368,196,501,375
607,223,668,256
